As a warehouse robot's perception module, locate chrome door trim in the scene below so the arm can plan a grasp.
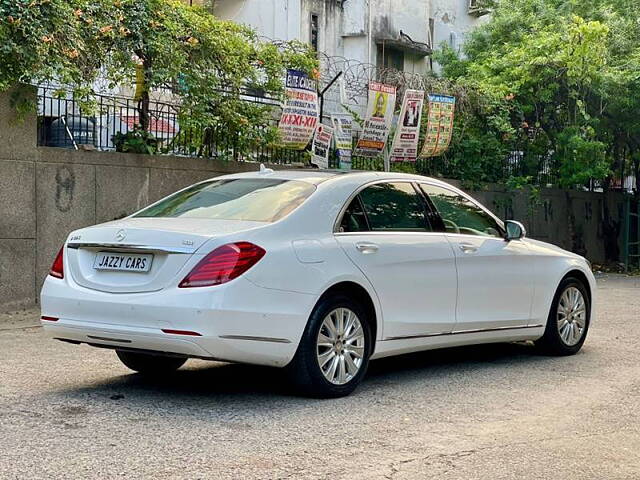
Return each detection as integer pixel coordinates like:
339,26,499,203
218,335,292,344
382,324,544,341
334,231,445,237
67,242,197,254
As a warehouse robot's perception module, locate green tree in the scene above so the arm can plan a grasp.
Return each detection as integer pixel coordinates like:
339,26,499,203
435,0,640,190
1,0,318,153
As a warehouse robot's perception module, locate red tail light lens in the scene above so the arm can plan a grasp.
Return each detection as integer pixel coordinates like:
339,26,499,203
49,247,64,279
179,242,266,288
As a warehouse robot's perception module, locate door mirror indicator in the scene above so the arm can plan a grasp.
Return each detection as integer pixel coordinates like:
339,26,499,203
505,220,526,241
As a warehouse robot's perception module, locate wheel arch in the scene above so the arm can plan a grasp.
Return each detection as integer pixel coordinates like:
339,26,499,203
316,281,379,355
560,269,592,305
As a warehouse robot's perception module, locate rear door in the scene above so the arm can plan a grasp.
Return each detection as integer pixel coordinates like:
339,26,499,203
419,182,534,331
334,181,457,339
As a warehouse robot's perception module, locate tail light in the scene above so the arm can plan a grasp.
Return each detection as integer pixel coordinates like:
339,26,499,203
179,242,266,288
49,247,64,279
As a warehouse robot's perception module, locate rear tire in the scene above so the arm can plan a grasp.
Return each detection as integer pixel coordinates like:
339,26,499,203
535,276,590,356
116,350,187,375
287,294,372,398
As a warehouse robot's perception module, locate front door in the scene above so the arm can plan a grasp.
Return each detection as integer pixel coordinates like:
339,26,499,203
419,183,534,331
334,181,458,339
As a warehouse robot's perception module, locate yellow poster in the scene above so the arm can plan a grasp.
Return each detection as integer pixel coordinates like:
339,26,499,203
419,94,456,158
134,64,146,101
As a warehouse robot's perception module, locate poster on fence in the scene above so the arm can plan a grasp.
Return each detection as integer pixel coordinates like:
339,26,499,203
331,115,353,170
311,124,334,169
419,94,456,158
354,82,397,157
390,89,425,163
278,69,319,150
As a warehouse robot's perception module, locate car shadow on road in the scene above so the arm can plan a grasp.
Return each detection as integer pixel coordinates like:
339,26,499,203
53,341,560,407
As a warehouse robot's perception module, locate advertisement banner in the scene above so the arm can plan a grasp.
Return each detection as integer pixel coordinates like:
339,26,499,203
331,115,353,170
354,82,397,157
278,69,319,149
420,94,456,158
390,89,425,163
311,124,334,169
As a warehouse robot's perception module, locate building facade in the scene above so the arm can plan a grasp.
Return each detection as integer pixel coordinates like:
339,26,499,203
213,0,489,73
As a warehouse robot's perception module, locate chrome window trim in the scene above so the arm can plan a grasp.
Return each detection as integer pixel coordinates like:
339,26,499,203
333,178,506,237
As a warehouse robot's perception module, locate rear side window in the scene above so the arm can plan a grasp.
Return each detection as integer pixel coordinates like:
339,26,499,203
339,197,369,232
357,182,430,232
135,179,316,223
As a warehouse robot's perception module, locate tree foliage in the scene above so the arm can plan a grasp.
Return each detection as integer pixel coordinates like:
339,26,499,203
0,0,318,151
434,0,640,190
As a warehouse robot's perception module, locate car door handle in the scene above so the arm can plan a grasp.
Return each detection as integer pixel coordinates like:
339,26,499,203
458,243,478,254
355,242,379,254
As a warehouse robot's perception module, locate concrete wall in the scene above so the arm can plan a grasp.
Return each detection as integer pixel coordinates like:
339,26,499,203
213,0,302,42
430,0,490,71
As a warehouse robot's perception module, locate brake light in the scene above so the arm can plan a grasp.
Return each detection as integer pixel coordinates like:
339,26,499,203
179,242,266,288
49,247,64,279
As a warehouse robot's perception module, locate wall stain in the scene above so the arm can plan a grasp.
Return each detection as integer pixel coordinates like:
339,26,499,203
544,200,553,222
55,166,75,212
585,201,593,221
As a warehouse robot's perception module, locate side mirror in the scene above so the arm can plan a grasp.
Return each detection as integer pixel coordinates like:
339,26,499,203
505,220,526,241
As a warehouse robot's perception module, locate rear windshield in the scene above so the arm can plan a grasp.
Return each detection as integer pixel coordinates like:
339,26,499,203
134,178,316,222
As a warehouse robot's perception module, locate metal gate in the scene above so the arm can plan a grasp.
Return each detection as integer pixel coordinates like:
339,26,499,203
622,196,640,271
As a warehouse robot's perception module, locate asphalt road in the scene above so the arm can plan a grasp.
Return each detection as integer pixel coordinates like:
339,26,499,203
1,275,639,479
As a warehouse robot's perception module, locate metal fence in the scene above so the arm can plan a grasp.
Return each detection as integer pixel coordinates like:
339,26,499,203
37,86,307,164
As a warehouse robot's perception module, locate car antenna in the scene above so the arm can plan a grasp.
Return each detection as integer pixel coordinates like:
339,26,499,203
259,163,274,175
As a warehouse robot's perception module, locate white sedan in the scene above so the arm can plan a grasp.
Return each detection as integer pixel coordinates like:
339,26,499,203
41,169,595,398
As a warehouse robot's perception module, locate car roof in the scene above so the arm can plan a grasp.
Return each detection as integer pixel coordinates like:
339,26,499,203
217,168,452,187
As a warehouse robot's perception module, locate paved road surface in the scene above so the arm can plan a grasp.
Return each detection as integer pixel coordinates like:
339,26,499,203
1,275,639,479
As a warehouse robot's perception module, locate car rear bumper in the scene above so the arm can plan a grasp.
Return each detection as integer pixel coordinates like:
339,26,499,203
40,276,316,367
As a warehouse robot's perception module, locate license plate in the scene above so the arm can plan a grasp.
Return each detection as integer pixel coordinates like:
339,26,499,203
93,252,153,272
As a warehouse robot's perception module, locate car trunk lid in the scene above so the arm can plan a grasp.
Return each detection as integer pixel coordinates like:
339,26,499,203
66,217,266,293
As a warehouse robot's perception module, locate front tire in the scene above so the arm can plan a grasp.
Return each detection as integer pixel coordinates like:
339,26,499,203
536,277,591,356
288,294,372,398
116,350,187,375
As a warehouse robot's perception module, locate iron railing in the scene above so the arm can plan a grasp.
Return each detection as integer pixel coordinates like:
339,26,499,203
37,86,307,164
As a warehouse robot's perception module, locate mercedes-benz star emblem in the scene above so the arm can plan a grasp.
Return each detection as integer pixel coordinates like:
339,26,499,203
115,229,127,242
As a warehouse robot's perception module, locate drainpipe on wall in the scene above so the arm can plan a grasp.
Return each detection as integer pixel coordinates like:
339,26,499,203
367,0,372,67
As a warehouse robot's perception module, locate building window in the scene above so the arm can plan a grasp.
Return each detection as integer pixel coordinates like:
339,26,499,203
377,44,404,71
310,14,319,51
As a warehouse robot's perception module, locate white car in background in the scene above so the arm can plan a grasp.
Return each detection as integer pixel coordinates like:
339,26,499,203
41,169,595,398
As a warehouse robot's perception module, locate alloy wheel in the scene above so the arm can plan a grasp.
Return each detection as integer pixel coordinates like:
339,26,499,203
316,308,366,385
557,286,587,347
